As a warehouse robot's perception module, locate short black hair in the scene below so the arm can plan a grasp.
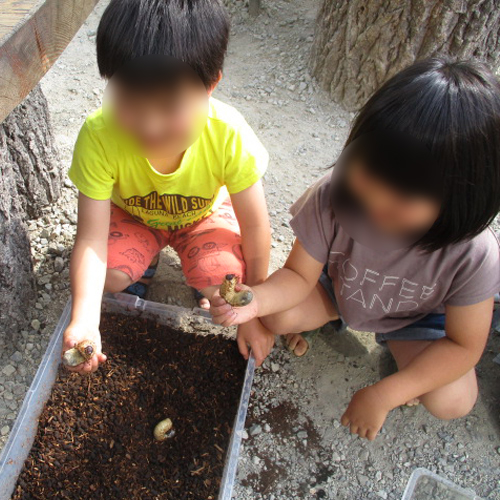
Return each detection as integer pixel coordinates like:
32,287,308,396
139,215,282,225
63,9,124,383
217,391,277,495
336,57,500,252
96,0,230,88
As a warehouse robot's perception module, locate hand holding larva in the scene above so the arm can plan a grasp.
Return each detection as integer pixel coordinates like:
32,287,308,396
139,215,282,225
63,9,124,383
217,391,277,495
210,275,258,327
62,340,97,367
220,274,253,307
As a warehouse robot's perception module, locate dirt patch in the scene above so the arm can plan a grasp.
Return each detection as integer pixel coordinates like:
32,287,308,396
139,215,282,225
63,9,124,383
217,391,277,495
12,313,246,500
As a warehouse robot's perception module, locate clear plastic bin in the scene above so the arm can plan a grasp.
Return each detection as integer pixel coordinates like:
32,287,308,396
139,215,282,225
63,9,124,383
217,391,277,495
402,468,480,500
0,293,255,500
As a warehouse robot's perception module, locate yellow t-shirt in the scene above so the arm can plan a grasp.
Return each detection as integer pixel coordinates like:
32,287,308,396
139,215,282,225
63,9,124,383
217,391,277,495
69,98,268,230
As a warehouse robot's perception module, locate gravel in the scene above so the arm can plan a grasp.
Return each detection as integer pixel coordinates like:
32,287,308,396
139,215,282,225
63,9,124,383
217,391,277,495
0,0,499,499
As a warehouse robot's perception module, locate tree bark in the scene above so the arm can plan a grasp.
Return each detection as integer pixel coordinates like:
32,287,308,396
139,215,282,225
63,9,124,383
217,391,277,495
0,85,61,333
310,0,500,110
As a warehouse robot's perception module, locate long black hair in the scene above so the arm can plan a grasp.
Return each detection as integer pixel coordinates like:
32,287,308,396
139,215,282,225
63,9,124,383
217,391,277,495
336,57,500,251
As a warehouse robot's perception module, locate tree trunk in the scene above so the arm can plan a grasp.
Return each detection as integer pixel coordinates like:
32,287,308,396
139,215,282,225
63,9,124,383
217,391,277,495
310,0,500,110
0,85,61,334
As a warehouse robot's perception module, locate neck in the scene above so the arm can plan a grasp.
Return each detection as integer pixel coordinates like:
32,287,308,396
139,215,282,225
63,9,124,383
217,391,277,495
148,152,185,175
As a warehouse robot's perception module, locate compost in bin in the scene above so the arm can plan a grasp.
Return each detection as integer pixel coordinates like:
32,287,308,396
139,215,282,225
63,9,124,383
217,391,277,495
12,313,246,500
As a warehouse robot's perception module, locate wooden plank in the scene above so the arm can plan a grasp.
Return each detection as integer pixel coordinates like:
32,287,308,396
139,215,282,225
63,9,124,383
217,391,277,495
0,0,99,122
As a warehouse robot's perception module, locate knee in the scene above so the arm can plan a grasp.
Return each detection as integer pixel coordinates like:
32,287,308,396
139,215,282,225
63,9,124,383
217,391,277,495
424,392,477,421
104,269,133,293
261,311,302,336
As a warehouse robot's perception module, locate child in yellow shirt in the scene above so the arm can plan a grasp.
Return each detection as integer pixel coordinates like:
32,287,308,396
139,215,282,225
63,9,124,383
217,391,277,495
64,0,274,373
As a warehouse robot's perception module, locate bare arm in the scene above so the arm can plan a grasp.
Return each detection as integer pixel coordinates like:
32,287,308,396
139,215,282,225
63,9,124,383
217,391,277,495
70,193,110,326
211,239,324,326
64,193,110,373
230,180,271,286
230,181,274,365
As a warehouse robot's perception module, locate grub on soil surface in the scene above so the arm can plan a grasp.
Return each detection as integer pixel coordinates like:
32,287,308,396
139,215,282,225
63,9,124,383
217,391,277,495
12,313,246,500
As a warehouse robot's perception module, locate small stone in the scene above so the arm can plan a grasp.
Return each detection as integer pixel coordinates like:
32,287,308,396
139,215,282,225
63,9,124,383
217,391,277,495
31,319,41,331
54,257,65,273
249,424,262,437
252,456,261,465
1,426,9,436
264,423,271,432
358,449,370,461
67,213,78,225
271,362,280,373
2,365,16,376
10,351,23,363
376,490,388,499
240,430,249,440
26,343,34,351
358,474,369,487
297,430,308,440
64,178,73,188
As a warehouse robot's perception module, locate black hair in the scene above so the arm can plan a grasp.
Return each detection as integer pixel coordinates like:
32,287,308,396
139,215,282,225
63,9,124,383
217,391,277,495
96,0,230,88
336,57,500,252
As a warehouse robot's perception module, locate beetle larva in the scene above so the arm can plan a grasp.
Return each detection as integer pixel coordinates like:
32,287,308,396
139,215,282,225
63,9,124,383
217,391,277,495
62,340,96,367
154,418,175,441
220,274,253,307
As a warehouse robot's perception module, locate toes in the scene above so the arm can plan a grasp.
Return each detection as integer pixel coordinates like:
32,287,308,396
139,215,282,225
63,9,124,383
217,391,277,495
285,334,309,357
294,339,309,357
199,297,210,309
405,398,420,407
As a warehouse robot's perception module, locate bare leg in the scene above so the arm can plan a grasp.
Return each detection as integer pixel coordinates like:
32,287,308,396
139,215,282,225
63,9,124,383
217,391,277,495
104,254,160,294
261,282,339,356
387,340,478,419
104,269,133,293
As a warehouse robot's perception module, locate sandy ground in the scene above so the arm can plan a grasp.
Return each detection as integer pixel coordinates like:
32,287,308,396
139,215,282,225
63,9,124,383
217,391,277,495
0,0,499,498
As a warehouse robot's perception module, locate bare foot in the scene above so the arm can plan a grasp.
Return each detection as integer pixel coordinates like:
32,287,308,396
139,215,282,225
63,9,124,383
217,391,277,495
405,398,420,407
198,297,210,310
286,333,309,357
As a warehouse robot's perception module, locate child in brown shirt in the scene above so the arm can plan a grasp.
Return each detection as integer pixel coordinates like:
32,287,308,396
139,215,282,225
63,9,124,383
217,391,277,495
211,58,500,440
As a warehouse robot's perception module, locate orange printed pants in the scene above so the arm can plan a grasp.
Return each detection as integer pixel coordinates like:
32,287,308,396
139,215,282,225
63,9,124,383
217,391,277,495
107,199,246,289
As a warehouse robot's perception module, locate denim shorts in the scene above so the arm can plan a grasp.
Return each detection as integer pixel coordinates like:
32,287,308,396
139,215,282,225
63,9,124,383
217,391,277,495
319,266,446,345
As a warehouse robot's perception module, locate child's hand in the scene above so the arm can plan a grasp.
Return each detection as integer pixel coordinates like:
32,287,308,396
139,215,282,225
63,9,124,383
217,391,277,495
341,384,391,440
62,323,106,375
237,319,275,367
210,286,259,327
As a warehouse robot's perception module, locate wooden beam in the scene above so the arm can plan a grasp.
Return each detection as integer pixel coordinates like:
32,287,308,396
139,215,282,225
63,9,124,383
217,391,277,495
0,0,99,122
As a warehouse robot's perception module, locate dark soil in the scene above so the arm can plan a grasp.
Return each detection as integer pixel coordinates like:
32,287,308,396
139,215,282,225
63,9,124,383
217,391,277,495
12,313,246,500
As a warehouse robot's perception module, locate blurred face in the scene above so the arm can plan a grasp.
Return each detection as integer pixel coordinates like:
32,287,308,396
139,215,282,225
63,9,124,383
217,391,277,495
346,161,440,236
107,77,211,159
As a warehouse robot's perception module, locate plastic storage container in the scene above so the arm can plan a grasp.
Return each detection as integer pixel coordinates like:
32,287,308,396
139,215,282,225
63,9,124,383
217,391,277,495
402,468,480,500
0,293,255,500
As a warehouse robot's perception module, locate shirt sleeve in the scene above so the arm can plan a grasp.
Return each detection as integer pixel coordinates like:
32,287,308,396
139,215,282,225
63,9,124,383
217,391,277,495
224,119,269,194
289,173,336,265
445,229,500,306
68,121,115,200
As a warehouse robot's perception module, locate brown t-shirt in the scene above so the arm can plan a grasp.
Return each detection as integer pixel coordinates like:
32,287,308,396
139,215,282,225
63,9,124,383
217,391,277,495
290,173,500,333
